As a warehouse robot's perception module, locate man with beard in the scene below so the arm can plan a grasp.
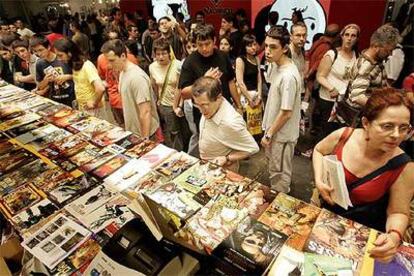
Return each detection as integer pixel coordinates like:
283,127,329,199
289,22,307,96
346,25,400,108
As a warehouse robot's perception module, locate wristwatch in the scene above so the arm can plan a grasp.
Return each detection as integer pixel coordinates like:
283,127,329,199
264,133,272,140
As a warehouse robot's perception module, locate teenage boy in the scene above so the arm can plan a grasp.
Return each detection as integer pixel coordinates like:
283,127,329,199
11,38,38,90
261,26,302,193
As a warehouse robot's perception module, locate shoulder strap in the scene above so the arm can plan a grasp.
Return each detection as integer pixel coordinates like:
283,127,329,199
348,153,411,191
333,127,354,154
331,48,338,65
158,61,174,104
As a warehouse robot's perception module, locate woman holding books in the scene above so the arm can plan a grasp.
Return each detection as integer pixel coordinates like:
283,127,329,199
313,88,414,263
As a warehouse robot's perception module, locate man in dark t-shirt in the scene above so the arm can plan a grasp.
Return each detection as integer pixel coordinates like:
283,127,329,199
179,24,242,129
30,35,75,107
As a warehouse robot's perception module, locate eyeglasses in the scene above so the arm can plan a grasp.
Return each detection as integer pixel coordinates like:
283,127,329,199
373,121,412,134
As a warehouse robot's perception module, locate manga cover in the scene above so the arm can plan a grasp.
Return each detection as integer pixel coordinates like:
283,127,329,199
78,146,120,173
0,148,36,178
0,112,41,131
0,159,49,196
304,209,370,275
176,195,248,254
21,213,91,269
6,119,48,137
124,138,157,159
0,184,43,216
79,195,134,234
104,159,151,191
10,198,59,234
90,154,129,179
15,123,60,144
193,170,255,206
154,151,198,181
90,126,131,147
65,184,117,217
175,160,224,194
115,133,142,150
139,144,177,168
303,253,353,276
214,217,288,274
69,144,101,167
144,181,202,220
259,193,321,251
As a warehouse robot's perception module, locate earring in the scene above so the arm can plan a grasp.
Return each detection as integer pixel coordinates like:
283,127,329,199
365,135,370,141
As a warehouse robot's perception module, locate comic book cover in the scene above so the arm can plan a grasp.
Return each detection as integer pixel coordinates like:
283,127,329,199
31,101,56,115
66,117,106,134
21,213,91,269
154,151,198,181
90,154,129,179
303,253,353,276
259,193,321,251
78,146,120,173
139,144,177,168
373,242,414,275
13,94,49,110
124,138,157,159
43,106,73,124
64,184,117,217
90,126,131,147
214,217,288,274
10,198,59,234
48,238,101,276
15,123,60,144
68,144,101,167
6,119,48,137
104,159,151,191
193,170,255,206
0,148,36,177
76,118,113,140
40,133,89,159
36,103,69,117
238,182,275,219
144,181,202,220
267,245,304,276
176,195,248,254
0,112,41,131
115,133,142,150
78,195,134,234
52,157,79,172
0,139,18,158
47,175,100,207
128,171,168,196
175,160,224,194
0,184,43,216
29,128,72,151
0,92,34,107
53,111,88,128
30,167,74,190
0,159,49,196
0,105,25,121
304,209,370,275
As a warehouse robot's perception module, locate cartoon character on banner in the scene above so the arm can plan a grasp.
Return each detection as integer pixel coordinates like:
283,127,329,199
269,0,327,50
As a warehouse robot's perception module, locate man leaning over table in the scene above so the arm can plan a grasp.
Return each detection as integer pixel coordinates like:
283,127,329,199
192,76,259,173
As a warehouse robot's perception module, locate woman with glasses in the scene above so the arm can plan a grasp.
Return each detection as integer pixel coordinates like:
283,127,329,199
312,88,413,263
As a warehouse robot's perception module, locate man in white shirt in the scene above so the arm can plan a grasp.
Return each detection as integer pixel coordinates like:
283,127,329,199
289,22,307,93
193,76,259,172
261,26,302,193
384,43,404,86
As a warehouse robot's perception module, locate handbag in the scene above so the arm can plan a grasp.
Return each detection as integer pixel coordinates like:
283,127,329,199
335,83,361,127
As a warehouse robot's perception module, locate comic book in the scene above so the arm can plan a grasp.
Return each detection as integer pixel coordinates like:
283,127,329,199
104,159,151,191
39,133,89,159
0,112,41,131
0,137,16,156
124,138,157,159
193,170,256,206
78,195,134,234
6,119,49,137
304,209,371,275
47,175,100,207
0,148,37,178
78,146,121,173
267,245,304,276
65,184,117,217
238,182,275,219
115,133,142,150
303,253,353,276
0,159,49,196
13,94,49,110
21,213,91,269
69,144,101,167
30,101,56,115
154,151,198,181
144,181,202,220
10,198,59,234
0,183,43,217
175,161,224,194
139,144,177,168
258,193,321,251
53,111,88,128
373,242,414,275
30,167,74,190
0,105,25,121
66,117,110,135
15,123,60,144
36,103,69,117
52,157,78,172
127,171,169,196
90,154,130,179
90,126,131,147
176,195,248,254
214,217,288,274
29,128,72,151
43,106,73,124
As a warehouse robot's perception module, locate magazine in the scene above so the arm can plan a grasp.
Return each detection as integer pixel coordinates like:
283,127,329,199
176,195,248,254
30,167,74,190
79,195,134,234
0,138,16,156
214,217,288,274
238,182,275,219
36,103,69,117
139,144,177,168
90,154,130,179
79,146,120,173
0,148,36,178
6,120,49,137
115,133,143,150
43,106,73,124
21,213,91,269
65,184,117,217
258,193,321,251
267,245,304,276
76,119,113,140
0,184,43,216
127,171,168,196
304,209,370,275
175,160,224,194
66,117,103,133
15,123,60,144
10,198,59,234
52,157,79,172
124,138,157,159
54,111,88,128
69,145,101,167
30,128,72,151
104,159,151,191
0,112,41,131
154,151,198,181
304,253,353,276
90,126,131,147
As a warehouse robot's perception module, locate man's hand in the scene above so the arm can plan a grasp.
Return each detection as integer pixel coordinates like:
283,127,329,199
261,135,272,148
55,75,69,85
174,107,184,117
204,67,223,80
212,156,227,166
86,100,96,110
44,72,54,83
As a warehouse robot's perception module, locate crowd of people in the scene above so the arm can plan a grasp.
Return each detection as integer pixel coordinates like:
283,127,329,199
1,5,414,263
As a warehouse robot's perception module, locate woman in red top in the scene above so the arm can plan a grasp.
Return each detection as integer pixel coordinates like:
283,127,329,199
313,88,414,263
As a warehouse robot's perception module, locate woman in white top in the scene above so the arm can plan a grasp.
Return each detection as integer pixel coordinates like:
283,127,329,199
316,24,360,137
